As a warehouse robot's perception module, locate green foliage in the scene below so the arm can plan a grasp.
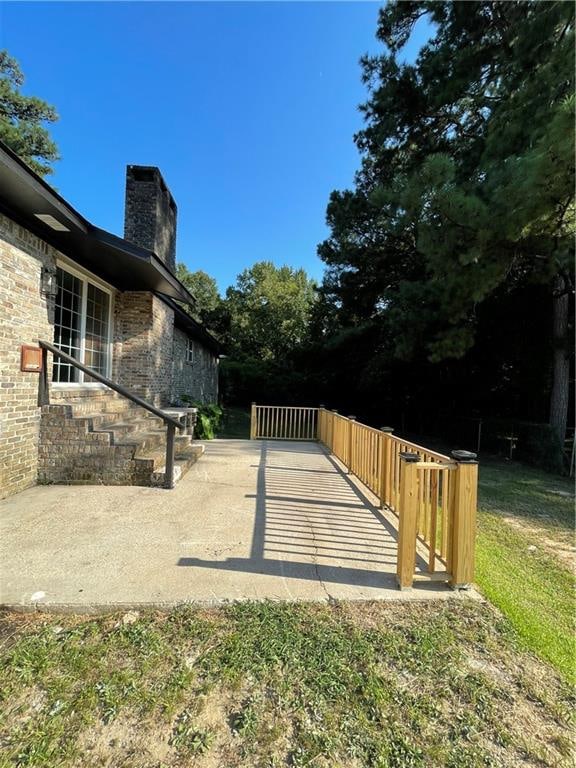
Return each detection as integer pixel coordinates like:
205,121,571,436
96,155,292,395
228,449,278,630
170,710,214,754
219,358,309,406
225,261,316,361
217,406,251,439
182,401,223,439
317,1,574,429
175,264,223,329
0,50,59,176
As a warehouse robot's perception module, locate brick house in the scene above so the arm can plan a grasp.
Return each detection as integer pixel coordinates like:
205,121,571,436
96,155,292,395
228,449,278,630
0,140,220,498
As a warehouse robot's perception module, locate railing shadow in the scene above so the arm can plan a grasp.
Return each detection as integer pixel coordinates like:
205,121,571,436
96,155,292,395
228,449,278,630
178,439,432,591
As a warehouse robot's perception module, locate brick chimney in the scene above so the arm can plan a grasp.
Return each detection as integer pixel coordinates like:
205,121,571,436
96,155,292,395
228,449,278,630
124,165,177,273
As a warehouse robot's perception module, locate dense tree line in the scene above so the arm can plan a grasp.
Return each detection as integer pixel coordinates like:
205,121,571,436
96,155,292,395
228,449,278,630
315,0,574,443
188,1,574,471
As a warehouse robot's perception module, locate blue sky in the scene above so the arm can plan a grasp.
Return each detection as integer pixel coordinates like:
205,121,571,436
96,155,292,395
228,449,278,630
0,2,428,294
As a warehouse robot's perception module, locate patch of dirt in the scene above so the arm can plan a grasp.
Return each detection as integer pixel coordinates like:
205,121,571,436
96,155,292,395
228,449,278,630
73,686,281,768
0,612,53,651
75,714,173,767
463,651,574,768
500,514,575,570
545,489,574,499
183,687,239,768
465,654,512,687
335,598,434,630
0,685,47,733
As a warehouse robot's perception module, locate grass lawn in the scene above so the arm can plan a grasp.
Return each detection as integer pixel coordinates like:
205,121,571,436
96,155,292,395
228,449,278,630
217,407,251,439
0,601,573,768
476,460,575,684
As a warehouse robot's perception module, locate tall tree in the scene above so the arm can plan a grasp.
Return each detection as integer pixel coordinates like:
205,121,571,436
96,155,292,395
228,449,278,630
176,264,222,324
0,50,59,176
225,261,316,361
319,1,574,441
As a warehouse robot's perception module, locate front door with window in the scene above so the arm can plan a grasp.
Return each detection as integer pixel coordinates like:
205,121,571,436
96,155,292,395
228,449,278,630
52,265,112,383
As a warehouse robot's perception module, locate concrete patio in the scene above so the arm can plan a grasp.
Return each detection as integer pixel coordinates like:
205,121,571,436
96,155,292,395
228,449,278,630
0,440,475,611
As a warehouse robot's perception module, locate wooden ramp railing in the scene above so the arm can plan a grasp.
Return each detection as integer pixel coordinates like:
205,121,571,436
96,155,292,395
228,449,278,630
250,403,478,590
250,404,318,441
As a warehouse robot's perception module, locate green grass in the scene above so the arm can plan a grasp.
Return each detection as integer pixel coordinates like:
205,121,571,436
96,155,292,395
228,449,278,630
217,406,251,439
476,460,575,684
0,602,573,767
478,460,574,540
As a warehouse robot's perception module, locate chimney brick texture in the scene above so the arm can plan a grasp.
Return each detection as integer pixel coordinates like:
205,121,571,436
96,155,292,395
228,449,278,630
124,166,177,273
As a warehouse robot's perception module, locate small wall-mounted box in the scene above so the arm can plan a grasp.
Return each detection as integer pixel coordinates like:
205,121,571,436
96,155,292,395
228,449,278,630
21,345,43,372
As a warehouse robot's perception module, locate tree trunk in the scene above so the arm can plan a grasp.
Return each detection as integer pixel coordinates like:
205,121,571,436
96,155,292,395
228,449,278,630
549,274,570,443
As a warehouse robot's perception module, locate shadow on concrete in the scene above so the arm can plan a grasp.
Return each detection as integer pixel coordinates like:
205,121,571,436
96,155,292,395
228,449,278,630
178,440,433,592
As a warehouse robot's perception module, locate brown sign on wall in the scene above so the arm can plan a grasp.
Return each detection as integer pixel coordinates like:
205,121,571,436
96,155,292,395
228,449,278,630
20,345,43,372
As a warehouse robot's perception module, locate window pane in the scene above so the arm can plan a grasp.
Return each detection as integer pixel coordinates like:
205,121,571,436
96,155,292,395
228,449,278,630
52,269,111,383
52,267,82,383
84,283,110,377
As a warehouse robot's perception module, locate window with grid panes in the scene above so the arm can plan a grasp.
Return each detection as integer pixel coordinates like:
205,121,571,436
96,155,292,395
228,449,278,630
52,266,111,383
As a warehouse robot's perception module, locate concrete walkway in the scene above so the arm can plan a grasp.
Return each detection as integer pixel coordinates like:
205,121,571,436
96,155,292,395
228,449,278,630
0,440,473,611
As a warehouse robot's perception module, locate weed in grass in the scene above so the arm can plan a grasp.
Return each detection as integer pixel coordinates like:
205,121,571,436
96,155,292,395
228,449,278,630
170,709,214,754
230,700,258,738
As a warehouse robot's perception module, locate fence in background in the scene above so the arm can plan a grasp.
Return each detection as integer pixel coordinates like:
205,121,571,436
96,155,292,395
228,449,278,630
250,404,478,590
250,404,318,441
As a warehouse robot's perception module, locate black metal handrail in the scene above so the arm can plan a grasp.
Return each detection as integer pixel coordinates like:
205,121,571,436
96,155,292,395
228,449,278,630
38,340,181,488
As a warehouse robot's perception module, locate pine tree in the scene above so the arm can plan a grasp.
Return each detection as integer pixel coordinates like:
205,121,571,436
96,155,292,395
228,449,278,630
319,1,574,441
0,50,59,177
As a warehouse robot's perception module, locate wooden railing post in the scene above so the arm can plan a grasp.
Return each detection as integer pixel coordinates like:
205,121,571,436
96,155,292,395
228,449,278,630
396,451,420,590
250,402,257,440
347,416,356,472
379,426,394,509
330,410,338,454
450,450,478,589
318,405,325,441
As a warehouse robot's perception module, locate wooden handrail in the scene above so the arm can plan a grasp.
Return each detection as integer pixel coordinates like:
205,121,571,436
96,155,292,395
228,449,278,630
251,404,478,590
251,403,318,441
38,340,181,488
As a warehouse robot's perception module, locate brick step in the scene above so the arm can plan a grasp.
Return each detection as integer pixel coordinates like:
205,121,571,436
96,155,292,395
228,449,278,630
39,401,197,489
73,408,169,433
95,415,166,438
115,426,189,452
68,399,139,417
133,432,193,459
134,443,205,487
115,429,168,454
41,403,140,429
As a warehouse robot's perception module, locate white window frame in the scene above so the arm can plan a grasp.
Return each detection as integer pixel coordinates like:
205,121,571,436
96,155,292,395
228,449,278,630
186,338,195,365
52,259,115,387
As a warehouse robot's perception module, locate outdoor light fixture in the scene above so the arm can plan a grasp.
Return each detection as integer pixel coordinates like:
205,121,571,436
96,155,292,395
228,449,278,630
40,265,59,298
33,213,70,232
